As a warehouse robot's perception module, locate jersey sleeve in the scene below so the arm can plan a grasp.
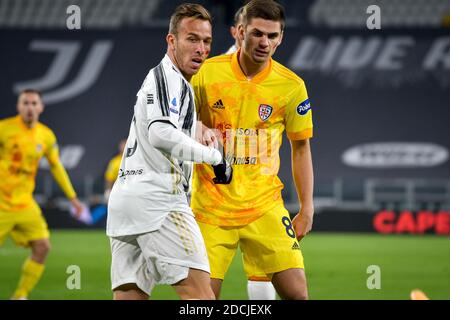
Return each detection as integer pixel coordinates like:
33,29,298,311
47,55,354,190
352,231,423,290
285,80,313,141
104,156,120,182
138,69,181,129
43,129,60,166
44,129,77,199
190,69,205,114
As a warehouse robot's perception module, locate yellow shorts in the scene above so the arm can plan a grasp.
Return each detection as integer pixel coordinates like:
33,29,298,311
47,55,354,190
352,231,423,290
0,201,50,247
197,205,304,280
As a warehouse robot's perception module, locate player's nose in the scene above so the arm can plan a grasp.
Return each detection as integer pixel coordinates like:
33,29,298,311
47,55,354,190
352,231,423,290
259,35,269,48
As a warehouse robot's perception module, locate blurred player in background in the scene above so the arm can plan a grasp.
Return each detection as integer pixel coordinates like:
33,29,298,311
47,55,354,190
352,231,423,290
0,89,83,300
106,3,231,300
225,6,244,54
191,0,314,299
224,3,277,301
104,139,126,201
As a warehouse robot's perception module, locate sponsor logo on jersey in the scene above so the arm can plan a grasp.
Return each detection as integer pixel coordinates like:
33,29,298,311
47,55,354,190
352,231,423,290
170,97,179,114
125,140,137,158
212,99,225,109
118,168,144,179
225,154,258,165
296,99,311,115
258,104,272,121
291,242,300,250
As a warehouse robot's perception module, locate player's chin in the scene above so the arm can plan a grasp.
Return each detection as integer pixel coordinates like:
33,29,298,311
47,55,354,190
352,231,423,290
252,53,269,64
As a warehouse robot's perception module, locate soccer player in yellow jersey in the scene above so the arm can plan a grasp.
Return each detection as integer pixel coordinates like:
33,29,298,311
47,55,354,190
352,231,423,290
0,89,83,299
104,139,126,201
225,4,277,300
191,0,314,299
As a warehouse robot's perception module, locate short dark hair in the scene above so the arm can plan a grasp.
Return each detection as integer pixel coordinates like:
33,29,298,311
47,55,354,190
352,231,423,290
20,88,42,98
169,3,212,35
242,0,285,31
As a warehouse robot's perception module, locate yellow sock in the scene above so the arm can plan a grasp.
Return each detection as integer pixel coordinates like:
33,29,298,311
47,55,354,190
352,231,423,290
12,258,45,299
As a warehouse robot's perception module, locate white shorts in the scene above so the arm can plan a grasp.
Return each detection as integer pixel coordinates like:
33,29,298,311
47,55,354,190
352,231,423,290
110,211,210,296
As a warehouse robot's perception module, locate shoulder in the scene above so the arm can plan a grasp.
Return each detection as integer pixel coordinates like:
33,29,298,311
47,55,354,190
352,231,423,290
37,122,57,142
143,61,184,93
192,54,232,85
0,116,18,127
0,116,11,128
201,54,232,70
272,60,305,87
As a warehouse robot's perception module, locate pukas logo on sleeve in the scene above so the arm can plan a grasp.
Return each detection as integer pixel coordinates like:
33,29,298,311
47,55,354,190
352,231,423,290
296,99,311,116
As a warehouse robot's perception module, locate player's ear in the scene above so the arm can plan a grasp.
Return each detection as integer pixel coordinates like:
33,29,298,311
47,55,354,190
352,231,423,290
277,30,284,47
37,101,44,114
230,26,236,38
237,24,245,42
166,33,175,51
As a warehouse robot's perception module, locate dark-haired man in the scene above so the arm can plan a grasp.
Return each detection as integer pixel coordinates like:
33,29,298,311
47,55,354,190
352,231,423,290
191,0,314,299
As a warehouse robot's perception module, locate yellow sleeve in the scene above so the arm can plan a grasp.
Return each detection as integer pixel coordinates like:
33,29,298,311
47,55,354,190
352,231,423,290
104,155,120,183
190,70,204,114
285,80,313,141
45,131,77,199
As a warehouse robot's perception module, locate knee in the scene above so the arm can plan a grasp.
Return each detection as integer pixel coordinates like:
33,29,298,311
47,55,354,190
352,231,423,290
32,240,51,259
285,289,308,300
198,289,216,300
181,286,216,300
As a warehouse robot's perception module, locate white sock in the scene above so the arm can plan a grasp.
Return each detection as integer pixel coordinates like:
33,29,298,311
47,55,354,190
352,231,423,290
247,280,277,300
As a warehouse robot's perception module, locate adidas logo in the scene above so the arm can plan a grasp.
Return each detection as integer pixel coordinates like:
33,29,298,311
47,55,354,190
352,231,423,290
291,242,300,250
212,99,225,109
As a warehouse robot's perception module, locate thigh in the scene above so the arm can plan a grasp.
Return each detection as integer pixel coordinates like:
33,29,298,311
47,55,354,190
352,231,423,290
197,220,239,280
240,205,304,277
0,210,16,246
137,211,210,286
10,202,49,247
110,235,153,296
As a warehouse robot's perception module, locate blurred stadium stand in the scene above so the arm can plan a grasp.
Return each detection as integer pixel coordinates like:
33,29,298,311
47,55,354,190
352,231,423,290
1,0,449,229
310,0,450,28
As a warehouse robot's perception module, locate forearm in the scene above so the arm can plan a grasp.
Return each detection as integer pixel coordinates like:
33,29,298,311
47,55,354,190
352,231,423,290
291,139,314,211
149,121,221,165
50,162,77,200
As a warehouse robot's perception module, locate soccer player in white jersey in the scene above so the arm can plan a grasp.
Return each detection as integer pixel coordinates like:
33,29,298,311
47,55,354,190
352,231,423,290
106,3,232,300
225,4,277,301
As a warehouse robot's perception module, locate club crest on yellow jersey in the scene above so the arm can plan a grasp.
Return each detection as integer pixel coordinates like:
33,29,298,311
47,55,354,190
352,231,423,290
258,104,273,121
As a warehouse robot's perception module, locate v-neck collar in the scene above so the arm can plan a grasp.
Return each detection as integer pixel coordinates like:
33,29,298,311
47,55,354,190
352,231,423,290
230,48,272,84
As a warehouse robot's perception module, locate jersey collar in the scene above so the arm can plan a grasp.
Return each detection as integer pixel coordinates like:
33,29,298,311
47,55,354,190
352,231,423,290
231,48,272,84
15,115,37,132
162,54,190,83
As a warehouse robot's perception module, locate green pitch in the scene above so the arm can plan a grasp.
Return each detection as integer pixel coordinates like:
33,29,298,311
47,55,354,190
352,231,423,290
1,230,449,300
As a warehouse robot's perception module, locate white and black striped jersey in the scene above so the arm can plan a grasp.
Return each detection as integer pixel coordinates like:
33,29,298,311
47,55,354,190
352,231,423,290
107,55,198,237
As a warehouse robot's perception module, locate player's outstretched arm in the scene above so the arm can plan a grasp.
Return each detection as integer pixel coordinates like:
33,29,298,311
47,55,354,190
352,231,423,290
290,139,314,242
45,142,83,217
148,121,222,165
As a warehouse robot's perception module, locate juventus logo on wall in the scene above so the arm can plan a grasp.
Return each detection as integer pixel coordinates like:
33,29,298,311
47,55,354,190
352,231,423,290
13,40,113,105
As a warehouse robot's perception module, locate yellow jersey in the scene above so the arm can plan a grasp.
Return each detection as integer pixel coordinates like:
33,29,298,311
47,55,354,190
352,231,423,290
104,154,122,183
0,115,76,212
190,50,313,226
